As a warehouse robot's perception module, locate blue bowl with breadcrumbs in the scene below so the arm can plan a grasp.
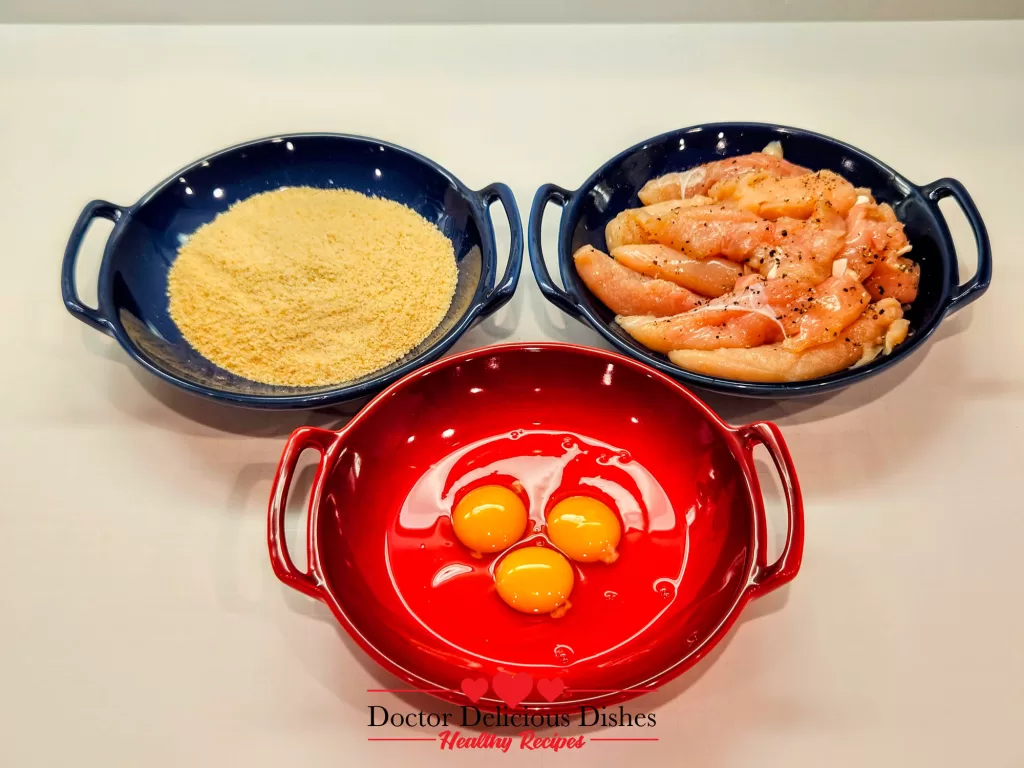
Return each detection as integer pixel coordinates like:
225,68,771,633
61,133,523,409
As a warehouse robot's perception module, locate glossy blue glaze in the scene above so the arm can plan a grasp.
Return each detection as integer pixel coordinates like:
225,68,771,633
530,122,992,398
62,134,523,409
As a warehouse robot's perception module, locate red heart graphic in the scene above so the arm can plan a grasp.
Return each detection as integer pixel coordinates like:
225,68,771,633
491,671,533,709
535,678,565,702
460,677,489,703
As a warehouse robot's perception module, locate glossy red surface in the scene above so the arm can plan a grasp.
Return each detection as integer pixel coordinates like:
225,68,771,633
268,343,803,713
390,430,685,661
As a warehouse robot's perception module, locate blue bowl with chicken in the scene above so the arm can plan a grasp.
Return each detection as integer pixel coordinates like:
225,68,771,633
529,122,991,397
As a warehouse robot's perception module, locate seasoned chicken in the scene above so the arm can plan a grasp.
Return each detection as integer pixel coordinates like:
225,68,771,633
573,245,703,317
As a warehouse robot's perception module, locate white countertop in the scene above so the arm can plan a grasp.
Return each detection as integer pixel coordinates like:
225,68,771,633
2,21,1022,768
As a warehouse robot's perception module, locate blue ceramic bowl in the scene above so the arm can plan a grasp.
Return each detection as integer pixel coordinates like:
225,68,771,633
62,133,523,409
530,122,991,397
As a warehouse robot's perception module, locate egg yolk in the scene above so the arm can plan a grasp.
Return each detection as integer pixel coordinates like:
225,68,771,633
451,485,527,556
494,546,574,617
546,496,622,564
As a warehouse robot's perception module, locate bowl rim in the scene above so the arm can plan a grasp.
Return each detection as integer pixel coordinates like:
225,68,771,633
87,132,515,408
270,341,801,714
538,121,983,397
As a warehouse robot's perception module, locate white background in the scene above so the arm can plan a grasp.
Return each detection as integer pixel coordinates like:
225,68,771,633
1,20,1023,768
2,0,1022,23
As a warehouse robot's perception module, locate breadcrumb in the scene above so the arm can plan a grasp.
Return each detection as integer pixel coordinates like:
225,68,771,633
167,187,457,386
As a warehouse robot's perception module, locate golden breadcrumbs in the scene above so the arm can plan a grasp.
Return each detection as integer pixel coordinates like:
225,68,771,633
167,187,457,386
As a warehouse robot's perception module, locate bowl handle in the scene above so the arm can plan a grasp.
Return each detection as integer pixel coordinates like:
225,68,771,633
528,184,584,319
739,421,805,599
475,183,524,317
268,426,341,600
61,200,126,336
919,178,992,315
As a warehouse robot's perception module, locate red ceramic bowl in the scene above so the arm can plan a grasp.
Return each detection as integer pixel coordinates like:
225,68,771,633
268,343,803,713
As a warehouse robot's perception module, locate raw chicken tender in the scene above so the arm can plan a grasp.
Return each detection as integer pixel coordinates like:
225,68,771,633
616,281,783,352
710,169,858,220
750,215,846,285
605,197,713,251
779,275,871,352
573,245,704,317
839,200,912,281
638,153,809,205
667,299,904,382
611,244,742,298
608,202,775,262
